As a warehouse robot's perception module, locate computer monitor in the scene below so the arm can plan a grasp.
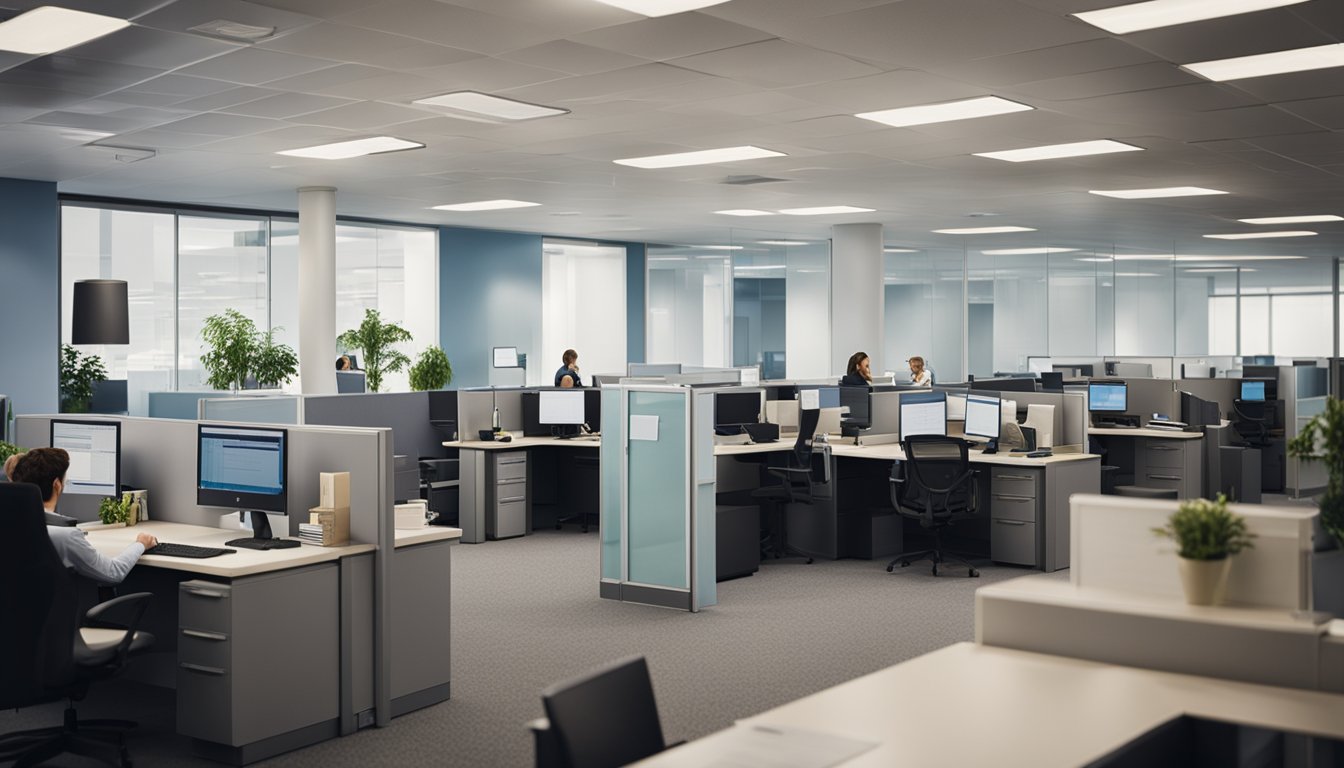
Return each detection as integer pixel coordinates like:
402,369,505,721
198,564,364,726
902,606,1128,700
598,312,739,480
946,393,967,421
899,392,947,442
963,394,1002,441
1180,391,1220,427
492,347,519,368
346,353,359,370
336,371,366,393
198,425,292,548
1039,371,1064,392
1240,379,1267,401
1088,382,1128,413
584,388,602,433
715,391,762,430
538,390,585,436
839,386,871,431
817,386,840,409
975,377,1038,393
50,419,120,498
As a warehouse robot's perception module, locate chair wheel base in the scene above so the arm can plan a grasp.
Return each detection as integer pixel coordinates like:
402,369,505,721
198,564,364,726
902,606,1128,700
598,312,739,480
969,568,979,577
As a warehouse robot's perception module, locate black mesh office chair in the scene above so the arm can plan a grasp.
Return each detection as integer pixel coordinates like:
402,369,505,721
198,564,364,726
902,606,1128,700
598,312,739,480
528,656,678,768
1231,399,1272,449
0,483,155,768
886,435,981,578
751,407,824,564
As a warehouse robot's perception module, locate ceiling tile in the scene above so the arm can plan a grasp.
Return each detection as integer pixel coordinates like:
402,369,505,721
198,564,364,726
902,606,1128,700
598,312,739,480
172,86,281,112
1011,62,1203,101
260,63,384,92
133,0,319,38
781,69,986,113
0,56,163,97
503,63,711,104
335,1,554,55
293,101,430,129
153,112,284,137
116,74,239,99
64,26,240,70
411,57,567,94
175,48,336,85
936,38,1161,87
501,40,646,76
1278,96,1344,130
24,111,157,134
221,92,359,119
671,40,882,88
439,0,636,37
258,22,479,70
570,12,774,61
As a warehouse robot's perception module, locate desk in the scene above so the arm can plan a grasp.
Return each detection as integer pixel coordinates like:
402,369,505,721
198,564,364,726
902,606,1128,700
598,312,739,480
447,437,601,542
632,642,1344,768
1088,427,1203,498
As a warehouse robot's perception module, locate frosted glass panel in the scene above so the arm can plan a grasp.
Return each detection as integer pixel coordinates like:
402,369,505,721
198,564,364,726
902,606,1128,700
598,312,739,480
1241,296,1269,355
600,386,624,581
1272,294,1332,357
200,396,301,424
541,240,627,385
626,390,688,589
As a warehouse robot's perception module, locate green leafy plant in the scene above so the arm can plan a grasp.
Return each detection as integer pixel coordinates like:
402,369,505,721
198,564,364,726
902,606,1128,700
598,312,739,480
59,344,107,413
200,310,297,391
1288,396,1344,544
337,309,412,393
98,494,134,525
253,330,299,389
1153,494,1255,561
0,441,22,467
409,346,453,392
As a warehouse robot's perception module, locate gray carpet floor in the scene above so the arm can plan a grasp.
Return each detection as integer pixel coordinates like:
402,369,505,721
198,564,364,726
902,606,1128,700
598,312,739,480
3,532,1040,767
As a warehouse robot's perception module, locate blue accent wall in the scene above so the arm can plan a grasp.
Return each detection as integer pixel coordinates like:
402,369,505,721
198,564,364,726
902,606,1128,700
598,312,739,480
438,227,542,388
623,241,646,364
0,178,58,418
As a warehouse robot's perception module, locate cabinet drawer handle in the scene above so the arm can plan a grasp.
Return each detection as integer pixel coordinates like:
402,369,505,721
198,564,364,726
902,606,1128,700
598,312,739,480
996,474,1033,481
181,629,227,642
499,495,526,503
994,519,1028,526
180,663,225,676
182,587,225,599
1151,445,1178,451
1149,474,1181,481
499,458,526,465
993,495,1032,503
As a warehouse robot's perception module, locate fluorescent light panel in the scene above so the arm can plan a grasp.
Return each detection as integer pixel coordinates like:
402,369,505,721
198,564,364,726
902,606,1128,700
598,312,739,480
1076,257,1114,263
685,245,743,250
1089,186,1227,199
855,96,1033,128
432,199,541,211
277,136,424,160
614,145,784,169
714,209,774,217
933,226,1037,235
412,91,567,120
981,248,1079,255
1073,0,1306,35
1238,214,1342,224
1185,42,1344,82
0,6,130,55
591,0,729,17
779,206,875,216
1204,231,1316,239
758,240,810,246
884,248,918,253
974,139,1142,162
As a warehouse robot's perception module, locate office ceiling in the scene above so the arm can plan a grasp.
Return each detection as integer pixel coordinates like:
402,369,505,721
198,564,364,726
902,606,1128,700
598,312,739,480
1,0,1342,257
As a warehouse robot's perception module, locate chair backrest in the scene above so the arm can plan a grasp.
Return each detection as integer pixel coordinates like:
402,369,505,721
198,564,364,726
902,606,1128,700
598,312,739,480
0,483,79,708
792,406,820,467
542,656,666,768
894,435,976,522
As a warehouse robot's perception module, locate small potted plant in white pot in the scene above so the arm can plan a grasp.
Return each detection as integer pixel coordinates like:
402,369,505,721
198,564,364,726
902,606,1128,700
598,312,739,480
1153,494,1255,606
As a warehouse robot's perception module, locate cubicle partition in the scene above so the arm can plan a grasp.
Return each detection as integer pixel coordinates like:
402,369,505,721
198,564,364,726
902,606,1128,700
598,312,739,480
200,395,303,425
1176,378,1239,420
148,391,246,419
1285,364,1330,496
305,391,447,459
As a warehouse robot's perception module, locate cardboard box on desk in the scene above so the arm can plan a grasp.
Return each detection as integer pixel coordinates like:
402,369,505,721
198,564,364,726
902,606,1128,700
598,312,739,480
301,505,350,546
320,472,350,509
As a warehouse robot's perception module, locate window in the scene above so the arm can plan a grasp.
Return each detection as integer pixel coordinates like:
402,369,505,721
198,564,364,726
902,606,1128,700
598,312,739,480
540,240,626,385
176,215,270,390
647,246,731,369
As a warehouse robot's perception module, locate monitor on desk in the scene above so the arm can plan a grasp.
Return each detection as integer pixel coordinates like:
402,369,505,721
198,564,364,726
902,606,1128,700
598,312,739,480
1039,371,1064,392
1088,382,1128,413
492,347,519,368
715,390,762,431
198,424,294,548
963,394,1002,441
50,419,121,499
974,376,1038,394
1240,379,1267,401
584,388,602,433
539,390,585,437
838,387,871,431
946,393,967,421
899,391,946,442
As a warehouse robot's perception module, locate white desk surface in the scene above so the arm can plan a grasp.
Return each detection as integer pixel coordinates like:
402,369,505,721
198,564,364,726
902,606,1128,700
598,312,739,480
633,642,1344,768
393,526,462,548
83,520,375,579
445,436,601,450
1088,427,1203,440
829,441,1099,466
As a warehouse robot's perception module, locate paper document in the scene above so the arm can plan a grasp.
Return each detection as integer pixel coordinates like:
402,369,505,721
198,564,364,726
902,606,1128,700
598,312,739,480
630,414,660,441
649,723,878,768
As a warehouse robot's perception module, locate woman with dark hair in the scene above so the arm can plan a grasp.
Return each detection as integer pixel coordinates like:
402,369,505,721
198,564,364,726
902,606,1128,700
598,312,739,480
554,349,583,388
841,351,871,387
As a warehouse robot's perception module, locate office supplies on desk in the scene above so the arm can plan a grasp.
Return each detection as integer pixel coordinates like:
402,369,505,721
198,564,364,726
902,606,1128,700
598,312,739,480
146,542,235,558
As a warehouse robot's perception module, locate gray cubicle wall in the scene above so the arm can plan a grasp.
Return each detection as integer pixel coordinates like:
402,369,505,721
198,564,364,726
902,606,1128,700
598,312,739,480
457,388,525,437
200,396,303,425
1113,378,1179,423
305,391,447,459
147,391,241,419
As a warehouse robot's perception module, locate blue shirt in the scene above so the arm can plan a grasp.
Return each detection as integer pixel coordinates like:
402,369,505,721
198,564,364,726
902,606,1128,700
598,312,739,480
47,526,144,585
554,365,583,387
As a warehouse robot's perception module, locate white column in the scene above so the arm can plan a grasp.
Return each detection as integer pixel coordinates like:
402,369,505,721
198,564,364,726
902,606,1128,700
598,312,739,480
298,186,337,394
830,222,884,376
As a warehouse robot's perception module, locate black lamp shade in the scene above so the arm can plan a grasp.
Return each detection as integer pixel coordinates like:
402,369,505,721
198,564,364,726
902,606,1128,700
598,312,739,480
71,280,129,345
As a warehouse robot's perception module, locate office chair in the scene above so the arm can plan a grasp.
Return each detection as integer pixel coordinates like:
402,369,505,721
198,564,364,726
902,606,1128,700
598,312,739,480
751,407,825,564
1231,399,1271,449
528,656,679,768
886,435,980,578
0,483,155,768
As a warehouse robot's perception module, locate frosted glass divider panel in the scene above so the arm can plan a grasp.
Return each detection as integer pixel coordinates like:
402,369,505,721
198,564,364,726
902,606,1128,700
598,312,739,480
627,389,690,590
600,385,624,582
692,388,717,608
199,395,303,424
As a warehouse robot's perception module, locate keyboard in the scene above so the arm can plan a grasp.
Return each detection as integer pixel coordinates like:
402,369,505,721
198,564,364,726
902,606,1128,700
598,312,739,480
146,542,235,559
225,537,302,550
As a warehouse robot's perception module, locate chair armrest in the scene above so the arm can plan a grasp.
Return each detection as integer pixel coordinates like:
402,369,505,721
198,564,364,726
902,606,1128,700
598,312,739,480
83,592,153,665
527,717,565,768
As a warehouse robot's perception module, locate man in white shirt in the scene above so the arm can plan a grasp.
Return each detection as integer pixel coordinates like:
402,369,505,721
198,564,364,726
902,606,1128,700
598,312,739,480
9,448,156,584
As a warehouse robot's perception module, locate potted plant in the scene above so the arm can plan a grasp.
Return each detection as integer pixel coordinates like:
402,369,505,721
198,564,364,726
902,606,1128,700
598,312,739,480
253,330,299,389
1153,494,1255,606
200,309,258,392
409,346,453,392
1288,396,1344,547
338,309,412,393
59,344,107,413
0,440,22,471
97,493,136,527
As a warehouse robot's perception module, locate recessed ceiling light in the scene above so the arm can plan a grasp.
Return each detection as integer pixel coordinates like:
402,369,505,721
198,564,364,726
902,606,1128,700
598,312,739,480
1238,214,1342,224
933,226,1037,235
1183,267,1257,273
1184,42,1344,82
883,247,919,253
0,6,130,55
758,240,810,246
277,136,424,160
1203,231,1317,239
1179,255,1304,261
648,256,689,262
974,139,1143,162
734,265,787,271
855,96,1033,128
188,19,277,42
592,0,729,16
981,248,1079,255
682,245,743,250
779,206,875,216
1073,0,1306,34
1115,272,1161,278
1089,186,1228,199
431,199,542,211
412,91,568,121
1076,257,1115,263
614,145,785,169
714,209,775,217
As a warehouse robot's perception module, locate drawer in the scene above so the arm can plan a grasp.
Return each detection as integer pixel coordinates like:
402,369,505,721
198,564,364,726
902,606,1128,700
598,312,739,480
179,580,231,634
990,493,1038,523
991,519,1037,567
177,658,232,744
493,499,527,539
1141,472,1185,493
496,477,527,502
1143,441,1187,469
178,629,230,670
494,453,528,481
990,469,1039,500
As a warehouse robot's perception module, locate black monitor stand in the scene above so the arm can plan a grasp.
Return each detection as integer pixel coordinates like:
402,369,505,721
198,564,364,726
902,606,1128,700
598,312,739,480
552,424,583,439
226,510,300,550
981,439,999,455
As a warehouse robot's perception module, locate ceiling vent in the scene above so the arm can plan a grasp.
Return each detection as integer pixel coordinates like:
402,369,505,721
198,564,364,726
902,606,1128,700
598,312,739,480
189,19,276,42
88,144,155,164
722,175,789,185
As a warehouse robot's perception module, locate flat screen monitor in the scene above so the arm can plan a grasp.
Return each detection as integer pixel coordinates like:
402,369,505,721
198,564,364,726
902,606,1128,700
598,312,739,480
538,390,585,425
715,391,761,428
492,346,519,368
50,419,120,498
197,425,288,514
1240,380,1267,401
976,376,1038,393
1039,371,1064,392
899,392,947,442
963,394,1002,440
1088,382,1128,413
946,393,967,421
584,388,602,432
838,386,871,429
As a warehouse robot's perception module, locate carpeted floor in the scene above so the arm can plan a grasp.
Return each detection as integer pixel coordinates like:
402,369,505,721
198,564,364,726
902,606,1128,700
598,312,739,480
3,532,1038,767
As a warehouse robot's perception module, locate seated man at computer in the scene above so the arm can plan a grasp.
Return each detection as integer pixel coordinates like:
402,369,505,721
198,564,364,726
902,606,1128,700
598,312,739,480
9,448,157,584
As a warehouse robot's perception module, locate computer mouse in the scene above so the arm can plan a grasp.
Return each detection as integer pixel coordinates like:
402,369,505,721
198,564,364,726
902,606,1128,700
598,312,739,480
498,435,512,443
